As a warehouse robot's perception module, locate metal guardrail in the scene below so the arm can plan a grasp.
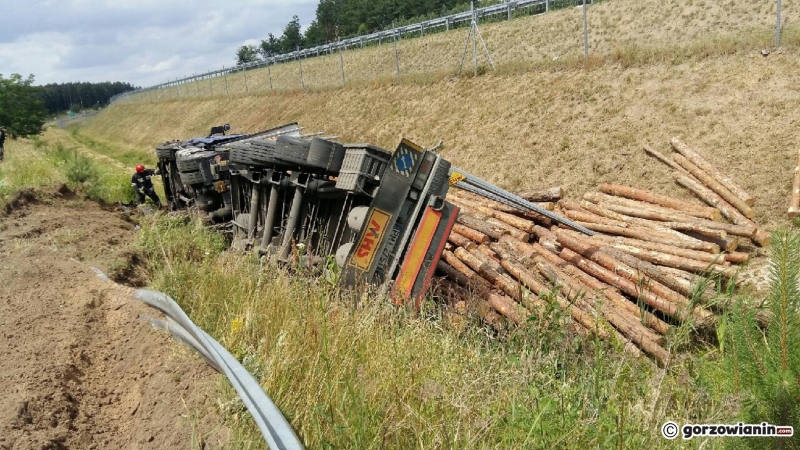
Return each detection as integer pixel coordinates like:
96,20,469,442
110,0,552,103
135,289,305,450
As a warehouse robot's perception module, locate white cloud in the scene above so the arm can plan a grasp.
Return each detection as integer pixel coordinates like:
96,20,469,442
0,0,318,86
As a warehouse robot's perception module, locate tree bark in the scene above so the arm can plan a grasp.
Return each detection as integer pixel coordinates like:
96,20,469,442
517,186,563,202
447,231,476,250
671,137,754,206
673,154,755,218
452,223,490,244
599,183,720,220
555,230,716,325
643,144,691,175
572,222,721,253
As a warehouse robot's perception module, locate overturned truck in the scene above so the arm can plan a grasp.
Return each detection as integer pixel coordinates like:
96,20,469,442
155,123,458,305
155,123,588,306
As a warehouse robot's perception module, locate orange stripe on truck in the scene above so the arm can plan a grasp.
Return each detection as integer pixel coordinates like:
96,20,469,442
392,207,442,305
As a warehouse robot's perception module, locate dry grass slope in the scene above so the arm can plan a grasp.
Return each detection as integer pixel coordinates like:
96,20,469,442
133,0,790,96
87,47,800,228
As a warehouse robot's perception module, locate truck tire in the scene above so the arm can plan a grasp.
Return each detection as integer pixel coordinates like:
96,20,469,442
156,142,179,160
273,135,311,166
177,150,216,172
180,170,205,186
231,142,283,167
306,138,346,173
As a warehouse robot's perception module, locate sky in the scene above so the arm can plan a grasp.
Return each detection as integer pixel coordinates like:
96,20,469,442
0,0,318,87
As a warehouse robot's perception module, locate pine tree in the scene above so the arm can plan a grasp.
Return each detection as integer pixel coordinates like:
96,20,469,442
726,229,800,449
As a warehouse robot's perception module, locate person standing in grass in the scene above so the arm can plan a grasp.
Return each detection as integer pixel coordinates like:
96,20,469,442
131,164,161,206
0,126,6,161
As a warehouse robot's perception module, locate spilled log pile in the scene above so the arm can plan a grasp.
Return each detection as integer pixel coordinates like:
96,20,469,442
436,137,766,366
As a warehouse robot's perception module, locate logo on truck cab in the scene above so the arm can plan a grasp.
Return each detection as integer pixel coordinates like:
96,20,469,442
349,208,392,271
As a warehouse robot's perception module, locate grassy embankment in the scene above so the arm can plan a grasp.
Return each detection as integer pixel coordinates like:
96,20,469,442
0,128,140,208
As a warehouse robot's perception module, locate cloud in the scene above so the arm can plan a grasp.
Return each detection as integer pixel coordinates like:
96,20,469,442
0,0,318,86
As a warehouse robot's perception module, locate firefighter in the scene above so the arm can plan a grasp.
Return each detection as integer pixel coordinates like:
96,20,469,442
131,164,161,206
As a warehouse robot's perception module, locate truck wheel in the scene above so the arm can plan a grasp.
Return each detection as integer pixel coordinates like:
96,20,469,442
176,150,216,172
155,142,179,160
180,170,205,186
306,138,346,173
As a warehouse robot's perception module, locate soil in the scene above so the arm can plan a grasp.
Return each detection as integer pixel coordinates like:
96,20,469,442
0,186,230,450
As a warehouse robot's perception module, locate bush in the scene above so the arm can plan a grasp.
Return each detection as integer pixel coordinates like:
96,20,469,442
65,154,98,184
724,228,800,449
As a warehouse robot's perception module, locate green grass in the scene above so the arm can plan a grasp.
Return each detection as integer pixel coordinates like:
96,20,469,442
0,131,137,208
135,213,736,449
69,126,157,167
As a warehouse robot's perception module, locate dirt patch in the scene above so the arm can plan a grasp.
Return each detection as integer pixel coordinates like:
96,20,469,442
0,189,230,449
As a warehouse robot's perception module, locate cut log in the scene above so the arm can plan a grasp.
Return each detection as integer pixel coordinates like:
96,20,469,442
517,186,563,202
789,150,800,218
572,222,721,253
671,137,754,207
447,231,476,250
575,231,729,265
564,209,630,228
499,258,611,340
486,217,531,242
532,256,669,364
588,240,735,278
725,251,750,264
452,223,491,244
555,229,716,325
585,192,702,223
457,215,509,241
643,144,691,175
476,245,500,263
579,200,711,246
452,189,553,224
559,199,591,213
557,263,672,336
599,183,721,220
673,154,755,218
441,250,493,290
673,173,769,246
487,292,526,325
682,231,739,252
450,192,543,232
559,247,684,322
602,247,711,301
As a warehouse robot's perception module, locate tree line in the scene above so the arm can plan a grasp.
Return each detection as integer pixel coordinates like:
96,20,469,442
38,81,136,115
236,0,483,65
0,73,136,138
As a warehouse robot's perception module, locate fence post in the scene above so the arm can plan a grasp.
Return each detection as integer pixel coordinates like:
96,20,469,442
176,79,181,98
583,0,589,60
546,0,549,13
243,67,248,93
209,75,214,97
223,66,229,96
446,17,450,30
338,38,346,85
507,3,512,20
268,59,273,90
776,0,783,46
298,47,305,89
393,22,400,75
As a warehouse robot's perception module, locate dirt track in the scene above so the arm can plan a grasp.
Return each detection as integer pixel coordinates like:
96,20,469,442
0,188,229,449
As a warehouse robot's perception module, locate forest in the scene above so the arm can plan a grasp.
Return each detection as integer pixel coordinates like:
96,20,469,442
38,81,137,115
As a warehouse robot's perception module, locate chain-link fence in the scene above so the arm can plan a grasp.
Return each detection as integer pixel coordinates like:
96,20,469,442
111,0,788,105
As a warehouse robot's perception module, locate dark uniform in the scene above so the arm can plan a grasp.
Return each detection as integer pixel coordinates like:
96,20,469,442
131,169,161,206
